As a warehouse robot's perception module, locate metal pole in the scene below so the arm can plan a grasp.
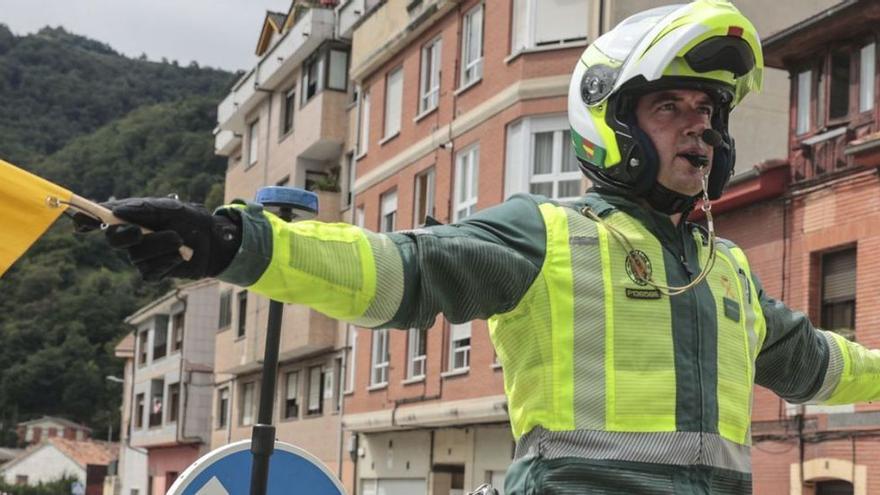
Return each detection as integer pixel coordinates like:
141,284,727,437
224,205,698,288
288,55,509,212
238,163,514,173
250,206,293,495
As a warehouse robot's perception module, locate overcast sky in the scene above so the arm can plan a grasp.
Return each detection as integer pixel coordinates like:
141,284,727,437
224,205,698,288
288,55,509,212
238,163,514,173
0,0,295,71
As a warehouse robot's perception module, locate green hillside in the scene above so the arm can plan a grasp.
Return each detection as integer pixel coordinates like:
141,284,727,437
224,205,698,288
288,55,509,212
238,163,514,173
0,24,235,445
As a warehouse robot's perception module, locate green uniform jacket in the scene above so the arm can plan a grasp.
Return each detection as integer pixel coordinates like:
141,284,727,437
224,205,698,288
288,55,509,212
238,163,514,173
217,191,880,495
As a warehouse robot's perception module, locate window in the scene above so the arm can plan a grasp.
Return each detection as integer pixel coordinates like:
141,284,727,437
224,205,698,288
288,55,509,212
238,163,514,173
829,50,851,121
323,366,334,402
328,49,349,91
344,152,355,208
359,88,370,155
796,70,811,135
138,330,148,367
171,312,184,353
506,116,582,200
529,130,580,200
237,291,248,338
380,190,398,232
334,357,344,412
217,388,229,428
356,206,366,228
135,393,145,428
153,315,168,361
420,37,442,114
284,371,299,419
449,322,471,371
384,67,404,139
302,55,324,104
247,120,259,166
307,366,324,415
454,145,479,221
168,383,180,423
407,328,427,379
815,480,854,495
218,289,232,329
860,42,875,113
370,329,390,386
282,88,296,135
302,45,350,105
15,475,27,486
149,379,164,427
414,168,436,226
461,4,484,87
821,248,856,340
240,381,255,426
511,0,588,52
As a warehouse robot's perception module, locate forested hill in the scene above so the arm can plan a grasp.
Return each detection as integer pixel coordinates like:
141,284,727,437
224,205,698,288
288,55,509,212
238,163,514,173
0,24,236,445
0,24,231,166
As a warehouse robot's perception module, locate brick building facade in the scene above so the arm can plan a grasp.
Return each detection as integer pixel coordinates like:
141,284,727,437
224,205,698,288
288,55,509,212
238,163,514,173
703,2,880,493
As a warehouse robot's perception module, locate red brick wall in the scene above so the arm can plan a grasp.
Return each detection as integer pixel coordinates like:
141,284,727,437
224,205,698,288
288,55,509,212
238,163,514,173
346,1,580,415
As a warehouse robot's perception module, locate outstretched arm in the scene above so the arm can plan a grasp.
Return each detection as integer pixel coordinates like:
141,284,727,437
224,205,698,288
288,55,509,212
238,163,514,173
217,194,548,329
755,277,880,405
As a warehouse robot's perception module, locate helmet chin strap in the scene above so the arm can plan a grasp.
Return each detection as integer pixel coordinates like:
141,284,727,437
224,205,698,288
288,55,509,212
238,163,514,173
644,182,697,215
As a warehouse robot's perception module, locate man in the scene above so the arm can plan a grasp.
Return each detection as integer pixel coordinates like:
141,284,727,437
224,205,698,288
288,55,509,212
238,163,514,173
83,2,880,493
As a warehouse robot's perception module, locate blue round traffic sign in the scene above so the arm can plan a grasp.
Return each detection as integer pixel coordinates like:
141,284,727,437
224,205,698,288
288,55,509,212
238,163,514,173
167,440,346,495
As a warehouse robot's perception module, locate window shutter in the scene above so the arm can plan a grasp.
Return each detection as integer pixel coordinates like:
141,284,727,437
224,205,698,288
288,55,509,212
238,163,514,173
385,68,403,137
451,322,471,341
381,190,398,215
535,0,589,46
823,249,856,301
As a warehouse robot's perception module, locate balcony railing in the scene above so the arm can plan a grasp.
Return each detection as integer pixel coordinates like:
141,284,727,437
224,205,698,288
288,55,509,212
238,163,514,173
791,127,852,184
216,8,336,135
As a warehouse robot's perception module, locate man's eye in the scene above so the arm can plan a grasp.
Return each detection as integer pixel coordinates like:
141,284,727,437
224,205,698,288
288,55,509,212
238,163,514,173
699,107,713,116
658,103,676,112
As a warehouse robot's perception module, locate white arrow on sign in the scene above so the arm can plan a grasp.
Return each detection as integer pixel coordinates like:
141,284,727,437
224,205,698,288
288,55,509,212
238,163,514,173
195,477,230,495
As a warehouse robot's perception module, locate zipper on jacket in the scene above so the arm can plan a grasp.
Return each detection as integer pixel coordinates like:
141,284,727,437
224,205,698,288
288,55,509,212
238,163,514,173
680,238,704,466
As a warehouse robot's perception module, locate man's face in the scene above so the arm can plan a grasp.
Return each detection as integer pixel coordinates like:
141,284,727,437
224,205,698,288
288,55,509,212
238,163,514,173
635,89,715,197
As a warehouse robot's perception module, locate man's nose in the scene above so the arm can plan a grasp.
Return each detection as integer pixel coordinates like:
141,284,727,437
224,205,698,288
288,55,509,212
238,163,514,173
682,109,711,137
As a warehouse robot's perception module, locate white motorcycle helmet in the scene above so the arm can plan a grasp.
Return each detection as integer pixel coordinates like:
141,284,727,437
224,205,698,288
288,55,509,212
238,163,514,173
568,0,764,213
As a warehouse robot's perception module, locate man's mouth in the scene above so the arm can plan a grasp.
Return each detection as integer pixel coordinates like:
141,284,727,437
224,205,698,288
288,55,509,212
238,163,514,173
677,152,709,168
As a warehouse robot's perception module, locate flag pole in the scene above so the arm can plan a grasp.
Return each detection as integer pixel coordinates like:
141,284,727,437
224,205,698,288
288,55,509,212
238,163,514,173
65,194,193,260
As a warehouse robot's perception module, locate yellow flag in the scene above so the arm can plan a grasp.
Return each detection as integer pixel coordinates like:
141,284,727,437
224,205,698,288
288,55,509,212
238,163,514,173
0,159,73,277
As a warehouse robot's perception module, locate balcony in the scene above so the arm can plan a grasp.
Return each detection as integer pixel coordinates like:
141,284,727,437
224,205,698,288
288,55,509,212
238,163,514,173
791,127,852,184
336,0,366,40
216,8,336,135
297,89,349,161
214,127,240,157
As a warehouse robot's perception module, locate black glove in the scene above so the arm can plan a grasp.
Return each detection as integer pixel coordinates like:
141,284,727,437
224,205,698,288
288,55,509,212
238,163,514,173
74,197,242,281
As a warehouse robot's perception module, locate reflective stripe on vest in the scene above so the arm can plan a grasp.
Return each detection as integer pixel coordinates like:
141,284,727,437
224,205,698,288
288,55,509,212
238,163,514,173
491,202,766,466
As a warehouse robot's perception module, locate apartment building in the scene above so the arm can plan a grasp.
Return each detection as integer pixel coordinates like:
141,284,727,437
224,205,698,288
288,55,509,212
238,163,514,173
211,2,358,492
115,279,219,495
694,1,880,493
341,0,838,494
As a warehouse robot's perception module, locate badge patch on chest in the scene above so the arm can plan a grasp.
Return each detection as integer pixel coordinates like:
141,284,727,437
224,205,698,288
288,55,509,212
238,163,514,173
625,250,652,286
723,297,741,322
626,288,662,300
